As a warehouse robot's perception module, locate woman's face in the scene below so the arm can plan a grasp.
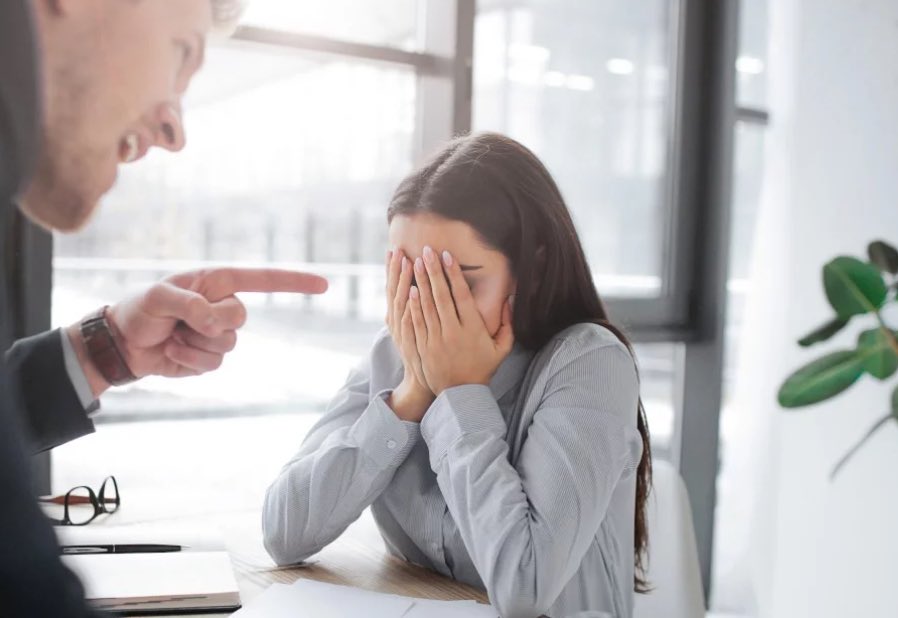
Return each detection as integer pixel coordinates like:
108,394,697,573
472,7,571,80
388,212,516,336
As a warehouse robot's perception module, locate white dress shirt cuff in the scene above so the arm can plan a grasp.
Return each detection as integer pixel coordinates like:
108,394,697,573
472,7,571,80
59,328,101,414
348,390,421,468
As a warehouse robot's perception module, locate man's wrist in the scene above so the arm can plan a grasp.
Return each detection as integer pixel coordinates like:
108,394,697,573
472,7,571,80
64,321,111,399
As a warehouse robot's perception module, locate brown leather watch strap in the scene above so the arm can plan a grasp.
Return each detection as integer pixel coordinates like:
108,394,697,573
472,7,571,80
80,306,137,387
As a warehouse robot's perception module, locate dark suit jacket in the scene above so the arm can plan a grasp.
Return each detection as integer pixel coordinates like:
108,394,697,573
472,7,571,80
1,1,99,615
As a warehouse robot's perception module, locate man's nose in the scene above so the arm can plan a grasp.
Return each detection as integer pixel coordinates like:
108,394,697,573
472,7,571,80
153,103,186,152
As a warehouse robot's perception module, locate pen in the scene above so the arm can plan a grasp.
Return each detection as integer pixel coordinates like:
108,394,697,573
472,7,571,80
61,544,183,555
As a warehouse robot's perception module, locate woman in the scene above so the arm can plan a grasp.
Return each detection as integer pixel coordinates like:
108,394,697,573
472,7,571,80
263,133,652,618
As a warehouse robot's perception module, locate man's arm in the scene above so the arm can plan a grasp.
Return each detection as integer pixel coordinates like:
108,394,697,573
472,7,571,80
5,329,95,453
0,363,98,618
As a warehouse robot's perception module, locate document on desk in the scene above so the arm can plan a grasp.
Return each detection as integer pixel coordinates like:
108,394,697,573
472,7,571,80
61,551,241,614
55,521,228,552
232,579,497,617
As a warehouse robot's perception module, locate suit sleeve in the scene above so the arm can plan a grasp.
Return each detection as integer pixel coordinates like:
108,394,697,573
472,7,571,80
5,329,94,453
0,365,99,617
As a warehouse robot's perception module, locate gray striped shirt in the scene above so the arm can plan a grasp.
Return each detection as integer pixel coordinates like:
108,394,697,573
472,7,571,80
263,323,643,618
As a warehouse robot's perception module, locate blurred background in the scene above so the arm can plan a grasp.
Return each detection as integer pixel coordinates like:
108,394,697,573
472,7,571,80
44,1,898,617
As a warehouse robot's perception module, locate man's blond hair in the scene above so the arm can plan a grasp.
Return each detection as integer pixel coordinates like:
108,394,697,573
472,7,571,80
210,0,246,33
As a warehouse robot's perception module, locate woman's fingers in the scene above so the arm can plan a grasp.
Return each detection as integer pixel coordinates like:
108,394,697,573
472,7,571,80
421,246,459,329
409,286,429,351
401,302,423,360
441,250,482,327
385,248,399,306
400,298,428,387
413,257,442,338
495,296,515,355
390,254,413,335
385,248,400,328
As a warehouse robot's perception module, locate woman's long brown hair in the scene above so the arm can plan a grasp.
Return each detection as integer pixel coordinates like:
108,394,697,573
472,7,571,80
387,132,653,592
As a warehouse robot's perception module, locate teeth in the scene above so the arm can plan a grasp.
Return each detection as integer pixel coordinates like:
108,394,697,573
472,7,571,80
122,133,139,163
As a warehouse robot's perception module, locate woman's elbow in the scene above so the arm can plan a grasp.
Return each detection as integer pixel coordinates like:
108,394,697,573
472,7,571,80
490,595,552,618
261,488,316,566
486,575,555,618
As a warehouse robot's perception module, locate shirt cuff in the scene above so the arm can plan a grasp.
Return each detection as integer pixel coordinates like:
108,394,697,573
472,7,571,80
348,389,421,469
420,384,507,469
59,328,101,415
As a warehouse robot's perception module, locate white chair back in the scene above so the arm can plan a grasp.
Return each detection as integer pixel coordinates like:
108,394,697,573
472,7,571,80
633,459,706,618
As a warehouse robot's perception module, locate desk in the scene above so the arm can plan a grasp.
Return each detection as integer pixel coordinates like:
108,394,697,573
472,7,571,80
131,510,490,617
50,415,490,616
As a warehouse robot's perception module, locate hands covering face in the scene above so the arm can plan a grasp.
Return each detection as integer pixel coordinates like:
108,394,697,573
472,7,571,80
385,246,514,420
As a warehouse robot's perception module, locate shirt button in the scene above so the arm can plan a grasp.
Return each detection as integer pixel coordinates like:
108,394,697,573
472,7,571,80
387,439,397,450
431,542,440,552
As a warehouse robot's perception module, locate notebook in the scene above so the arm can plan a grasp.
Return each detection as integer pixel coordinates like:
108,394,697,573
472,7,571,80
62,551,242,615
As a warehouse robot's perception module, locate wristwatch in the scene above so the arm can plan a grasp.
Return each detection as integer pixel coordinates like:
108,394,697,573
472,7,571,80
80,306,137,387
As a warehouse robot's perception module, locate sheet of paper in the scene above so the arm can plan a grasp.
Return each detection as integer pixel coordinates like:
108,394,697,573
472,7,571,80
232,581,414,618
404,598,498,617
55,521,227,552
234,579,497,618
62,551,239,601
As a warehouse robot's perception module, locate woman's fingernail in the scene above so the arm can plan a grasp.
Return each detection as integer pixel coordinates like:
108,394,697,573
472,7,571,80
423,246,435,263
387,249,393,261
401,257,409,272
415,257,424,273
442,251,453,267
410,286,419,300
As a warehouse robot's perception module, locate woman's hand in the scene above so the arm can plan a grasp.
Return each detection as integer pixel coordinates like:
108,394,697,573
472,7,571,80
408,246,514,395
385,248,435,421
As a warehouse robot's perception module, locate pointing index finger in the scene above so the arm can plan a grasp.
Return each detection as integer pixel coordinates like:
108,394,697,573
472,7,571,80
169,268,329,302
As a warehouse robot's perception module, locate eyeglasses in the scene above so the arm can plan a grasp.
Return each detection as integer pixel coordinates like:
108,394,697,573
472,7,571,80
39,476,120,526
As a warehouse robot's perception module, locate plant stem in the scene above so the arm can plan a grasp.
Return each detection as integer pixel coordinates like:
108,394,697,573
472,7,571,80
830,413,894,480
874,309,898,357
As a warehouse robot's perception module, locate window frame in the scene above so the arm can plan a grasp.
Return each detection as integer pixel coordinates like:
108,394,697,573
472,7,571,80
24,0,763,604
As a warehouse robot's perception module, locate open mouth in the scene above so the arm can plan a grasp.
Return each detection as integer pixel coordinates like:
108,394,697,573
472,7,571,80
118,133,145,163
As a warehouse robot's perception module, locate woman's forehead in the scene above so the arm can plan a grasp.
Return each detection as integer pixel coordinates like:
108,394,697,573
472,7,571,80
388,213,483,253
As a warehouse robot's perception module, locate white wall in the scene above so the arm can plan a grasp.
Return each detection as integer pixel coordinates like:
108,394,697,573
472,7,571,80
740,0,898,616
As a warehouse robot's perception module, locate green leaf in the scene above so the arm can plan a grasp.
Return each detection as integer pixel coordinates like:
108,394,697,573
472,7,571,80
823,256,888,319
857,328,898,379
798,317,849,347
778,350,865,408
868,240,898,274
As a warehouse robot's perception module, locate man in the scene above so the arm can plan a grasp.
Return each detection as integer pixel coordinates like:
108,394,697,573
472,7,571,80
0,0,329,615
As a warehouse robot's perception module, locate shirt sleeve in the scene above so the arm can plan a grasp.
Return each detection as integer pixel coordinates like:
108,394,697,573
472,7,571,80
420,336,644,618
60,327,100,414
262,342,421,566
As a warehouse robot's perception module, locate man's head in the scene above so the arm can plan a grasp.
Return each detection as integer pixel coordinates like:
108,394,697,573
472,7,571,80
19,0,244,232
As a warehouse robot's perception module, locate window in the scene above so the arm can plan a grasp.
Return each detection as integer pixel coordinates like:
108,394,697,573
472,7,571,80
241,0,421,51
45,0,739,600
471,0,685,454
473,0,673,298
712,0,771,612
53,41,416,419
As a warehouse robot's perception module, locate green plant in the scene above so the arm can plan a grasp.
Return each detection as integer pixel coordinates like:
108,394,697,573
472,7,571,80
778,240,898,479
